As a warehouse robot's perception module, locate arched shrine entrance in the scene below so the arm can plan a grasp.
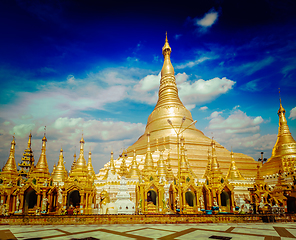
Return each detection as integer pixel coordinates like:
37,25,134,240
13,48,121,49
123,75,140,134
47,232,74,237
67,190,81,208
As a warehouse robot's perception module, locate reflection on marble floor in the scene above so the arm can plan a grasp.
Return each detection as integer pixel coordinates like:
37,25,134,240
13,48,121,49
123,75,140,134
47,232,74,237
0,222,295,240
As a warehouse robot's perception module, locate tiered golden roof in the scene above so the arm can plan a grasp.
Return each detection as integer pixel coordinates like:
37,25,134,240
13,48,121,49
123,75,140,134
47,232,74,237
18,133,35,178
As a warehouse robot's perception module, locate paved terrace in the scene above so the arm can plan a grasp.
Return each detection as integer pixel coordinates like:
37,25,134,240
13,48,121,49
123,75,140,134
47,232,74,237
0,222,296,240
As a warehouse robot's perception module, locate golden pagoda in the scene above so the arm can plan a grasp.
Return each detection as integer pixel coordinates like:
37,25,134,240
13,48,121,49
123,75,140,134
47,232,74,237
261,97,296,176
119,34,258,179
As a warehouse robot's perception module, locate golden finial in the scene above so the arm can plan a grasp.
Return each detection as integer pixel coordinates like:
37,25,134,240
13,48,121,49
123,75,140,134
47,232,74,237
27,132,32,149
80,133,85,143
162,32,171,56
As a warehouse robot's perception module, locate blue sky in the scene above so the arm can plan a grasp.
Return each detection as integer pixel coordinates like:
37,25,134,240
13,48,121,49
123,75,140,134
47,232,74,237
1,0,296,173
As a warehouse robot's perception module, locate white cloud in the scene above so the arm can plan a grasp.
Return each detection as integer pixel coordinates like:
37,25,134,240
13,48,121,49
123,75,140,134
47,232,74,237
9,123,35,138
175,73,189,84
134,72,160,91
196,11,218,28
208,111,223,119
175,57,210,69
199,106,208,111
289,107,296,120
208,110,263,133
235,57,275,76
178,77,235,109
226,134,277,151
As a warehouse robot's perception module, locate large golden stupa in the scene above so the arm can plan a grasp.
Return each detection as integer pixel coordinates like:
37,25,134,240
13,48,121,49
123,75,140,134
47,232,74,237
118,34,258,178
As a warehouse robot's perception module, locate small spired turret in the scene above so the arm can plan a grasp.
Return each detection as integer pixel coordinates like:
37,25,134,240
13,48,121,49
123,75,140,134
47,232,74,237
52,148,68,184
166,152,175,181
118,150,129,178
104,151,119,180
18,133,35,179
1,136,19,183
87,151,96,178
129,150,140,179
71,153,77,173
32,134,51,181
157,151,167,181
179,136,190,181
68,135,89,182
115,177,135,214
226,150,244,181
202,148,212,178
208,138,223,186
143,132,155,178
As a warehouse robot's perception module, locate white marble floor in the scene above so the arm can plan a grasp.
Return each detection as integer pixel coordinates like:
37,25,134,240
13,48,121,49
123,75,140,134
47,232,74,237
0,222,295,240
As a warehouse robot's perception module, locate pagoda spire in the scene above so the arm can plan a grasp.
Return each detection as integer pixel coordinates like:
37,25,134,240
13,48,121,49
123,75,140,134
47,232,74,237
33,134,50,176
179,136,190,180
87,150,95,178
71,152,77,172
129,149,140,179
226,149,244,180
166,151,175,181
109,151,116,175
271,96,296,158
144,132,155,175
211,138,220,172
2,136,18,179
202,148,212,178
18,133,35,178
75,134,87,169
118,150,128,177
154,33,184,110
157,150,167,179
27,132,32,149
52,148,68,182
